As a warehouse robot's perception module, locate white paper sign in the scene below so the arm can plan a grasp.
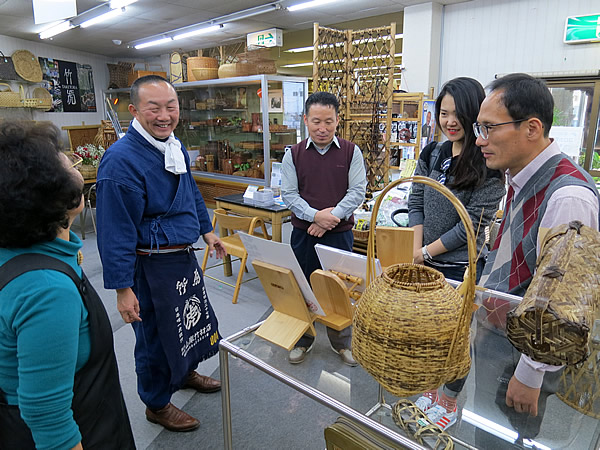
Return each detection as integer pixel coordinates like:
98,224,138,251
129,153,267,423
238,232,325,316
549,126,584,160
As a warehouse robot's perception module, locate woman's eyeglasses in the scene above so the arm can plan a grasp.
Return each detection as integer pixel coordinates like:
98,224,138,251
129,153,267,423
437,157,452,185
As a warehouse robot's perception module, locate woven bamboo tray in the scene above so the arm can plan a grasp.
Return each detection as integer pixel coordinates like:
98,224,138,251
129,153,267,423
12,49,42,83
352,176,476,396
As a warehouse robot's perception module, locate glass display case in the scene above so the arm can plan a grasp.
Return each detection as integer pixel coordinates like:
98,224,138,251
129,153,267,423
219,280,600,450
105,75,308,199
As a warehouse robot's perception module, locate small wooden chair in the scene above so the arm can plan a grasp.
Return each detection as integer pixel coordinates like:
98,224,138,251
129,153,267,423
201,208,270,304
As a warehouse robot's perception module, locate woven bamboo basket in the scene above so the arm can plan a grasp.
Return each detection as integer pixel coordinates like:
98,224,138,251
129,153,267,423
191,67,218,81
557,328,600,419
11,50,42,83
79,164,97,180
32,87,52,110
187,57,218,82
507,221,600,366
0,82,21,107
352,176,476,396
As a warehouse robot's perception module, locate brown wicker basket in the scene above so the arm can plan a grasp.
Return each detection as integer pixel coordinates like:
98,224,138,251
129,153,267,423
557,331,600,419
79,164,97,180
352,176,476,396
187,57,218,82
0,82,21,108
507,221,600,366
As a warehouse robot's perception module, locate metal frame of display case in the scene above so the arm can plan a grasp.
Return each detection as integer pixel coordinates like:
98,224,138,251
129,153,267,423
104,75,308,188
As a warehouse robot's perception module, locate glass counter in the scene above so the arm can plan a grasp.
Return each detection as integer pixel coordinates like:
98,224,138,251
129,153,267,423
219,281,600,450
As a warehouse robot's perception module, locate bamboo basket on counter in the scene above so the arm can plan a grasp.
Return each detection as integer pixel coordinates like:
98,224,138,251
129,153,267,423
352,176,476,396
507,221,600,366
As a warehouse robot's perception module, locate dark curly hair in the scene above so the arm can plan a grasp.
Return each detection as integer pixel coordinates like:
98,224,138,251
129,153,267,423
0,121,83,247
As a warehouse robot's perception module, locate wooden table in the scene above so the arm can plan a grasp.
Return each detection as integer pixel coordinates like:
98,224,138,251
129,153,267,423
214,194,291,277
214,194,291,243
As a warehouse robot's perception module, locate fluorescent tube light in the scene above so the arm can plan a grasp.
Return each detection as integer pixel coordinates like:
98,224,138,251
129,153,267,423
285,46,313,53
135,37,173,49
110,0,137,7
281,62,313,68
39,20,74,39
288,0,338,12
80,8,124,28
173,24,221,40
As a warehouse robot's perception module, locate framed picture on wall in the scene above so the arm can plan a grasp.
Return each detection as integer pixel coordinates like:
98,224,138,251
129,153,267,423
268,89,283,113
421,100,436,148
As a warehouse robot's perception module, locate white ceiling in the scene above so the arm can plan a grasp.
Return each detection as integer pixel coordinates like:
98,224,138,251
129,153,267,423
0,0,467,58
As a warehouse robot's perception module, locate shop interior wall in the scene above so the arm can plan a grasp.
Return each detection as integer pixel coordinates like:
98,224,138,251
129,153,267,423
439,0,600,88
0,34,111,147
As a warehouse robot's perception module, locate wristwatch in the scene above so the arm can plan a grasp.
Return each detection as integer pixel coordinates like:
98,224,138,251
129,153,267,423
421,245,432,262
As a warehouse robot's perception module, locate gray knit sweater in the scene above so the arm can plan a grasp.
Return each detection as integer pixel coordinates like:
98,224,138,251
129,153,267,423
408,141,506,264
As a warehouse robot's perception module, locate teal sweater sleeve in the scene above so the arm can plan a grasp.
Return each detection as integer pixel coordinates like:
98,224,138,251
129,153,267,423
2,270,90,449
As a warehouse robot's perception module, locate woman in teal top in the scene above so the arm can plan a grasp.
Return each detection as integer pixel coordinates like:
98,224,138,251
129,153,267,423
0,121,134,449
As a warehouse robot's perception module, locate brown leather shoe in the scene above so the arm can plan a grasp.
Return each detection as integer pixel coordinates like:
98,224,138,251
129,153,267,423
184,371,221,393
145,403,200,432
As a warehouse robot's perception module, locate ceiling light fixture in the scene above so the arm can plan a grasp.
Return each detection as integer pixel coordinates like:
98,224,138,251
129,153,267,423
288,0,338,12
80,7,124,28
131,1,284,50
173,24,222,41
135,37,173,49
39,20,74,39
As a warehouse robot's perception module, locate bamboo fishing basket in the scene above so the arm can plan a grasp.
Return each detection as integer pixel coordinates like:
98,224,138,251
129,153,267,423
352,176,476,396
507,220,600,366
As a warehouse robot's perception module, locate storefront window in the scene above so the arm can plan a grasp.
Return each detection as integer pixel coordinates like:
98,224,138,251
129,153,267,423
546,78,600,179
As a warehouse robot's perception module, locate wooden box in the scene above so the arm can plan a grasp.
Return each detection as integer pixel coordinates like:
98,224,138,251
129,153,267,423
127,70,167,86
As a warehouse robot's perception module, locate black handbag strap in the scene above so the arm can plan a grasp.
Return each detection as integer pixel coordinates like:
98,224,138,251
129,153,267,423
0,253,82,293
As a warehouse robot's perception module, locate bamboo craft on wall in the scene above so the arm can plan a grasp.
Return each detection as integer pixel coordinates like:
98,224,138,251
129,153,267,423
313,23,397,193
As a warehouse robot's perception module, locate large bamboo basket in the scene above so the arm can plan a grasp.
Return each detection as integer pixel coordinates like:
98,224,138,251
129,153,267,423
187,57,218,82
507,221,600,366
352,176,476,396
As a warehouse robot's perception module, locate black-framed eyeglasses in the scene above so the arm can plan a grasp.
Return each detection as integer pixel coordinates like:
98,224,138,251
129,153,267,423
472,119,527,140
437,157,452,185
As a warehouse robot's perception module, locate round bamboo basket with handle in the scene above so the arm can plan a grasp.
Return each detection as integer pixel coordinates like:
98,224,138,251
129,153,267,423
352,176,477,397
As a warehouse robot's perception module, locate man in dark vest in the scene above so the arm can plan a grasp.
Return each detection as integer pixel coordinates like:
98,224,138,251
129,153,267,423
472,73,599,443
281,91,367,366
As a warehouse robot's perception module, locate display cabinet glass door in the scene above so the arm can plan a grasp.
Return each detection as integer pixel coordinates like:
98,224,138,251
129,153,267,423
546,78,600,178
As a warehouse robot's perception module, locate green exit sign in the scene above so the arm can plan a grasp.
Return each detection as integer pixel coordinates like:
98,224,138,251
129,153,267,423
564,14,600,44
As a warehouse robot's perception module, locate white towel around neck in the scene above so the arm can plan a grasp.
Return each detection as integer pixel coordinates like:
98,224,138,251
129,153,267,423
132,118,187,174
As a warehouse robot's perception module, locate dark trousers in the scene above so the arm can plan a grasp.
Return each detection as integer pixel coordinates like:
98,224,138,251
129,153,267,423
291,227,354,351
473,322,562,446
425,258,485,397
